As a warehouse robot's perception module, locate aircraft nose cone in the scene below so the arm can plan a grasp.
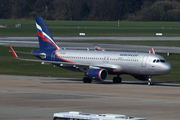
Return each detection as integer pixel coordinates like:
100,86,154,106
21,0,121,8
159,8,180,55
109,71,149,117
163,63,172,74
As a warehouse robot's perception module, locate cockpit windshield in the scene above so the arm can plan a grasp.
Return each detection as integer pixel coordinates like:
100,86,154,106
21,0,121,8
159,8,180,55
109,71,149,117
160,60,165,63
153,59,165,63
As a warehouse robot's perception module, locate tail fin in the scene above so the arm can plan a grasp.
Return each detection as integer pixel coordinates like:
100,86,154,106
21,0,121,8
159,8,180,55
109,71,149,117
35,17,60,50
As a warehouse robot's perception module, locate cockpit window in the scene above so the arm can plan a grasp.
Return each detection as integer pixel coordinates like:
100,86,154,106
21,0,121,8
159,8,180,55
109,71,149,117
160,60,165,63
153,59,166,63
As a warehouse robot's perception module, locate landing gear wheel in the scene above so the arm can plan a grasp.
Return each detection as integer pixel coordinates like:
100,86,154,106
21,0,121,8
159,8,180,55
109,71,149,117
148,76,153,86
83,77,92,83
148,81,154,86
113,77,122,83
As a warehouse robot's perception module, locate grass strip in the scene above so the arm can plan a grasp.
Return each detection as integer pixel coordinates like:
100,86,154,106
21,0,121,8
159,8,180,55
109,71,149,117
1,19,180,37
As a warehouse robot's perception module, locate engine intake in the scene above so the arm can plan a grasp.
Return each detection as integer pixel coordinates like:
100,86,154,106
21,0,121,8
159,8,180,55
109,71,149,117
87,69,108,81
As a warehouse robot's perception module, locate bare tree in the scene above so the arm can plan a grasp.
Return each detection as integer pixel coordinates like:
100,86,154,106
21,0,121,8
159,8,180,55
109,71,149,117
9,0,26,19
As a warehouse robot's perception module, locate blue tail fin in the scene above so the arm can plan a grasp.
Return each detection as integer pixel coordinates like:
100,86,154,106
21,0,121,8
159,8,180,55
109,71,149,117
35,17,60,50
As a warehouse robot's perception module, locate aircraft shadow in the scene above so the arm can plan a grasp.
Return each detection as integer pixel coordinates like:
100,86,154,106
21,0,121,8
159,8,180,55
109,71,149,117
54,78,180,87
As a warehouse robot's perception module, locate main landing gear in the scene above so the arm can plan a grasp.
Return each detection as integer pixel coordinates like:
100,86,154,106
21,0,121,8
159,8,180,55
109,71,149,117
83,77,92,83
113,75,122,83
147,76,154,86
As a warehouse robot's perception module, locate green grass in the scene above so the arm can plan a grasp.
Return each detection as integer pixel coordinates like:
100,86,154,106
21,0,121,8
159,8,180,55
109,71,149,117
0,46,179,82
1,19,180,36
0,46,83,78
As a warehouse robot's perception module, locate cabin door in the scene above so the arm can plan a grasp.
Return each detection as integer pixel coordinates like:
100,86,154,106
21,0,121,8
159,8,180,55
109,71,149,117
141,56,148,67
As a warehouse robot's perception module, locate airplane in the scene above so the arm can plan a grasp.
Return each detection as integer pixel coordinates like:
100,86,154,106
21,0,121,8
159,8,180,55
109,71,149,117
9,17,172,86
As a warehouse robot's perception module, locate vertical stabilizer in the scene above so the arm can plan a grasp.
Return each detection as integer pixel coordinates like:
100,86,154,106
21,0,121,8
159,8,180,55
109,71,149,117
35,17,60,50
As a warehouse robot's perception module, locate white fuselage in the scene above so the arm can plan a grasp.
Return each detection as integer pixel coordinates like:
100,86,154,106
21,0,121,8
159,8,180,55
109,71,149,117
51,49,172,76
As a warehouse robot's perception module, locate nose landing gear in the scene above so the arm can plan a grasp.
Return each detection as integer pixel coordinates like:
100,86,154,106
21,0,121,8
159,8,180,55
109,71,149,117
148,76,154,86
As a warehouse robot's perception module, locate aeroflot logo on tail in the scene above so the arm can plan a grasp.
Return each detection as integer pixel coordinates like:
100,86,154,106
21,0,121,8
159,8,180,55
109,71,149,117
120,54,138,57
36,23,59,50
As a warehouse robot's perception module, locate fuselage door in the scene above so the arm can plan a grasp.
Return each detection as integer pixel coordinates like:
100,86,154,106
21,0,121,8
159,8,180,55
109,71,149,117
141,56,148,67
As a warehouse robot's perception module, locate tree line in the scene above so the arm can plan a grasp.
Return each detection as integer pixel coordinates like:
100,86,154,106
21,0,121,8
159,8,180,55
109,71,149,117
0,0,180,21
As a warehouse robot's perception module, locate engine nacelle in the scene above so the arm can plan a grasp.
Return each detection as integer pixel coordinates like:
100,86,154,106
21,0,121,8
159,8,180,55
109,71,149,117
87,69,108,81
133,75,148,81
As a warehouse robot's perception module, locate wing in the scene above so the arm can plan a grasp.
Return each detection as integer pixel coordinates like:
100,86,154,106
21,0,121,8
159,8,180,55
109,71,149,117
9,46,89,66
9,46,121,71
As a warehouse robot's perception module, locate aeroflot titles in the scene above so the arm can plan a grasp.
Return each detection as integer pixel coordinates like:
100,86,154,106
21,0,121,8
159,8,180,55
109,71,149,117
120,54,138,57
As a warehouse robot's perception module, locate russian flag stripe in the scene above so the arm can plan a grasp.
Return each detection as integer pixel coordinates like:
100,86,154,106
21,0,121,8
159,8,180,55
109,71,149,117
36,20,59,50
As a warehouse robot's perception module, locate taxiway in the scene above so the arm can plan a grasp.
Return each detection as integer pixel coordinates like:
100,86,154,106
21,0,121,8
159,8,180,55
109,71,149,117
0,75,180,120
1,37,180,53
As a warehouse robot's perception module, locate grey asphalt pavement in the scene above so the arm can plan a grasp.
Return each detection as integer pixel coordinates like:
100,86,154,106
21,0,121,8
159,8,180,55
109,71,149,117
0,37,180,53
0,75,180,120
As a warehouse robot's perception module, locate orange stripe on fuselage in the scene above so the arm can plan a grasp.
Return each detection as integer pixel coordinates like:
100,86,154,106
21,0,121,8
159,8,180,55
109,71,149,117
55,51,74,63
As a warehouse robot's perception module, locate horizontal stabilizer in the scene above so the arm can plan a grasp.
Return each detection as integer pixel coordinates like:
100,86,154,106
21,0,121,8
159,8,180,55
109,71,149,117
13,51,44,56
9,46,46,59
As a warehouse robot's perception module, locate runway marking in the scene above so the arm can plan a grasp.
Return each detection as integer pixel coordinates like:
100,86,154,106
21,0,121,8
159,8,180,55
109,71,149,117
0,40,38,44
12,78,41,81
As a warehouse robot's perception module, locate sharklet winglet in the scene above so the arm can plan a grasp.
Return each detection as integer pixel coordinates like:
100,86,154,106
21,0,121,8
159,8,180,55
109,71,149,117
9,45,18,58
151,47,155,54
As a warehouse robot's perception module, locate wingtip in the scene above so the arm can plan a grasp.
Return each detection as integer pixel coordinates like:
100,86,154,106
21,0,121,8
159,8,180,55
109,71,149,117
9,45,18,58
151,47,155,54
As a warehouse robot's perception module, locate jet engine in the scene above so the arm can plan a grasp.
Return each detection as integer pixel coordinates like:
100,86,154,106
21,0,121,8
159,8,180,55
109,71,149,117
86,69,108,81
